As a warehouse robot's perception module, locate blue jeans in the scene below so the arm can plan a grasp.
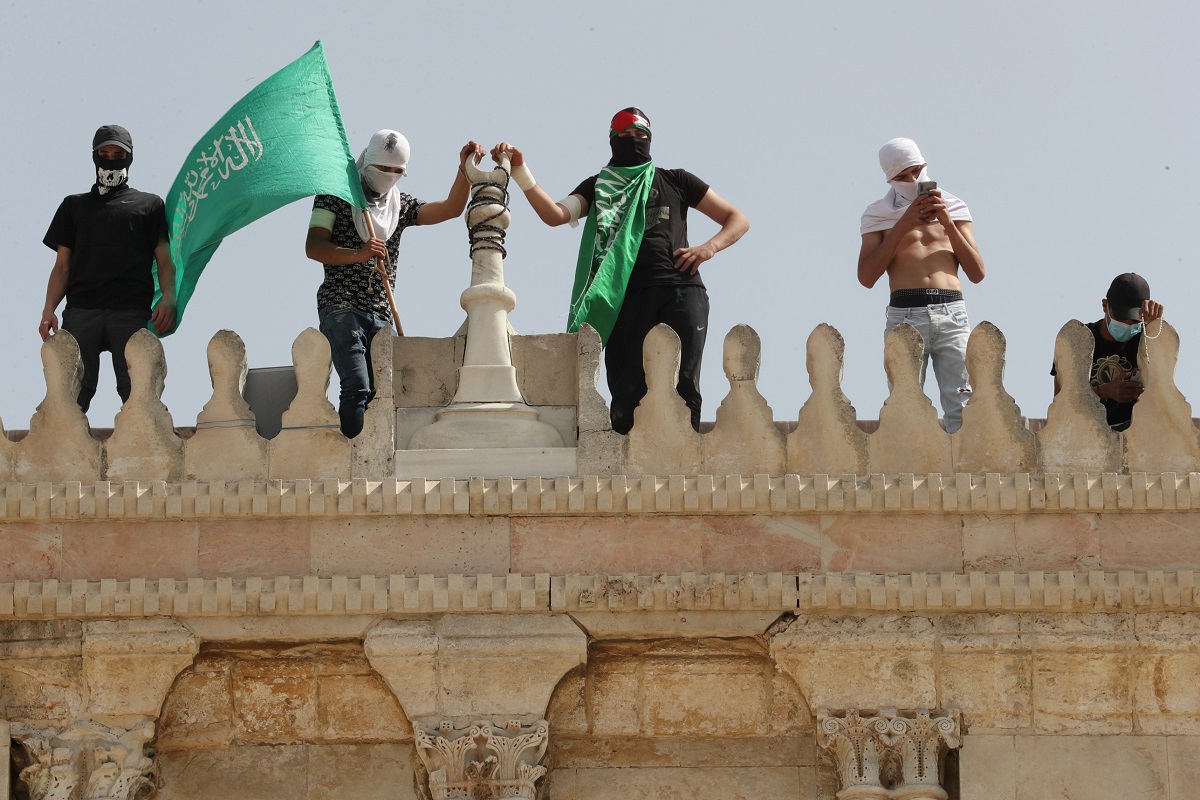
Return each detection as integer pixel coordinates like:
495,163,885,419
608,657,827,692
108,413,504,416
318,305,388,438
885,300,972,433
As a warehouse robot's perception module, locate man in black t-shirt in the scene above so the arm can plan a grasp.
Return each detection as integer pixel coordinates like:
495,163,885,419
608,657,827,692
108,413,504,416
1051,273,1164,431
492,108,749,434
41,125,176,412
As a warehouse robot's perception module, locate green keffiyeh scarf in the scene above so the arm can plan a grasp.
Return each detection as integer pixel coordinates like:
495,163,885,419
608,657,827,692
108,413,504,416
567,161,655,343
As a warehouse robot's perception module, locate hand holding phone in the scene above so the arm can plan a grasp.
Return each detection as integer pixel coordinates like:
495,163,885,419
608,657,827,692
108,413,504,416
918,181,938,196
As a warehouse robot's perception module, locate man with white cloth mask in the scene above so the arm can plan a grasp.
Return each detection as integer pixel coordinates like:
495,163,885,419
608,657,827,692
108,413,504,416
306,130,484,438
858,137,985,433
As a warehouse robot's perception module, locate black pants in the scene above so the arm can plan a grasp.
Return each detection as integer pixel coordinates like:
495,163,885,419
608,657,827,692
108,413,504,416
61,307,150,412
605,284,709,434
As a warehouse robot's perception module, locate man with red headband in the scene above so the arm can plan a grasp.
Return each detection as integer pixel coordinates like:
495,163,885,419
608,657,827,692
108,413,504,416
493,108,749,434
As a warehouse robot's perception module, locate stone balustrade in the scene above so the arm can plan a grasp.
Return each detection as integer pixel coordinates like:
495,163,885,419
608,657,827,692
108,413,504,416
0,316,1194,483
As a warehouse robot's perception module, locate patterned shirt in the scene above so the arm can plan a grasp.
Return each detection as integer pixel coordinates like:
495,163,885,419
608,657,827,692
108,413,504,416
312,193,423,320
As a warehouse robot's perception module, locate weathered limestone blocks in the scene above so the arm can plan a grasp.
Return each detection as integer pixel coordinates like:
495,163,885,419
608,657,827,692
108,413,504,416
10,719,156,800
1125,319,1200,473
16,331,102,483
269,328,350,479
1040,321,1122,473
817,708,961,800
0,620,85,723
954,322,1038,474
871,324,952,475
81,619,199,723
627,324,702,475
106,330,184,483
790,324,868,475
704,325,786,475
184,330,268,481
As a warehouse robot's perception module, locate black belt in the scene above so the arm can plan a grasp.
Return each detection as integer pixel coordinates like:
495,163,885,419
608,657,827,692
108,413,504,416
889,289,964,308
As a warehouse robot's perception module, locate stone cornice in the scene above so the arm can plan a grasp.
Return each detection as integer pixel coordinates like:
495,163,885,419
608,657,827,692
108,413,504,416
3,471,1200,521
2,570,1198,621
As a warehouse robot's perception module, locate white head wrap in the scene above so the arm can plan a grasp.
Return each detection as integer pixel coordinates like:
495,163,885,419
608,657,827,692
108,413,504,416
859,137,972,235
353,130,412,242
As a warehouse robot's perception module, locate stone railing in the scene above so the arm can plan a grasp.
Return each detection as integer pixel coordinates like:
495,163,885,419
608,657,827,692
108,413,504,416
1,315,1195,482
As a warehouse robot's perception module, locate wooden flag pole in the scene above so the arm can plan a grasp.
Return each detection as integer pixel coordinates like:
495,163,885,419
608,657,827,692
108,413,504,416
361,211,404,336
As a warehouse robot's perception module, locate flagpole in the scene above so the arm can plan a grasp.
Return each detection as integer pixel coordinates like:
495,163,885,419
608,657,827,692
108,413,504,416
361,211,405,336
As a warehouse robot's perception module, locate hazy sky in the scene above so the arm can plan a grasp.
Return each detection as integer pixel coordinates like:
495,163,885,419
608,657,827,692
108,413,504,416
2,1,1196,432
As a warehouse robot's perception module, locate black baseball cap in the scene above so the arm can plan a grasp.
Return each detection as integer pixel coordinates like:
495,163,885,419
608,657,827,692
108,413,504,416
1106,273,1150,321
92,125,133,153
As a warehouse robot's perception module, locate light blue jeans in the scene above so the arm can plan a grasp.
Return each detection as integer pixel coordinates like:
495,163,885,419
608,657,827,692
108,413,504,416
885,300,972,433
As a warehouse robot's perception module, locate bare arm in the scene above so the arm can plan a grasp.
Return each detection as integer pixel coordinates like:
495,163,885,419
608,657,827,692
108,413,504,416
305,226,386,265
672,189,750,275
857,198,925,288
944,219,985,283
416,141,485,226
489,142,581,227
40,245,71,340
150,237,178,334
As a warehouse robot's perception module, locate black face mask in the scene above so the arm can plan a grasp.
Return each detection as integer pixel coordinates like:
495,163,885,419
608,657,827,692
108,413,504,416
93,150,133,193
609,135,651,167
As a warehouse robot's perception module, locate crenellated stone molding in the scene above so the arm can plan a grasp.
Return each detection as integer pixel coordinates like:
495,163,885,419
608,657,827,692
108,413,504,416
10,719,158,800
816,708,961,800
413,718,549,800
4,571,1200,621
5,470,1200,521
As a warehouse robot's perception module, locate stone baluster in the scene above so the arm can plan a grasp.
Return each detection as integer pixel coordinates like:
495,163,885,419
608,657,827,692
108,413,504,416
704,324,785,475
106,329,183,483
870,324,952,474
626,324,702,475
269,328,350,479
953,321,1038,473
16,331,102,483
184,329,267,481
1039,321,1121,473
789,323,869,475
1125,319,1200,473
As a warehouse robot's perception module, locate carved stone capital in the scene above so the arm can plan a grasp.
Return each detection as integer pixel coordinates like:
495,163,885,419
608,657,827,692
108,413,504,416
413,717,549,800
10,720,158,800
817,709,961,800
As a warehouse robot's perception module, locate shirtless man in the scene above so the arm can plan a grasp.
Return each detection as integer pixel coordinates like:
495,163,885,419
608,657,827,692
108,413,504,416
857,137,985,433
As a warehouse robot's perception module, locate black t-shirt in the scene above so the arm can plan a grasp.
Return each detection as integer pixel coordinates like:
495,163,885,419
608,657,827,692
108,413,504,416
572,167,710,289
43,185,167,310
1050,319,1141,429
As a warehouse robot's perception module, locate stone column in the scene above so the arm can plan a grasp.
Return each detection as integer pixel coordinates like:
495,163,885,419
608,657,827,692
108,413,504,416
364,614,586,800
816,708,961,800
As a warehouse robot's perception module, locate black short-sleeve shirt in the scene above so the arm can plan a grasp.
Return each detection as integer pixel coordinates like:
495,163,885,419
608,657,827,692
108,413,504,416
43,184,167,310
571,168,710,289
1050,319,1142,430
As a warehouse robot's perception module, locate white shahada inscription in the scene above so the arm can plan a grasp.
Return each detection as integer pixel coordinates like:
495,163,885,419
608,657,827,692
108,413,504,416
174,117,264,240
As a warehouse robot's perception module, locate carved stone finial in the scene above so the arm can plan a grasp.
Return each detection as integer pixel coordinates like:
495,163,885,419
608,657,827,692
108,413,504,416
106,330,183,483
954,321,1038,473
871,324,952,474
1039,320,1122,473
705,324,785,475
16,330,103,482
269,328,350,479
627,324,701,474
790,323,869,475
185,329,268,481
1124,319,1200,472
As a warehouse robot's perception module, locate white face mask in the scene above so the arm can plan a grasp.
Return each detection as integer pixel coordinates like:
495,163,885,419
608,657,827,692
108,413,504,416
96,167,128,195
362,165,402,195
888,165,929,203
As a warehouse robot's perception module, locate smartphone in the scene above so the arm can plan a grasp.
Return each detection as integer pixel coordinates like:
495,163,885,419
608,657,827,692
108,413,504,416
917,181,938,196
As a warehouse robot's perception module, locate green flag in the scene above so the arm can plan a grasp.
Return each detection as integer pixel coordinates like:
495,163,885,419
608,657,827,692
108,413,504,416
157,41,366,334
